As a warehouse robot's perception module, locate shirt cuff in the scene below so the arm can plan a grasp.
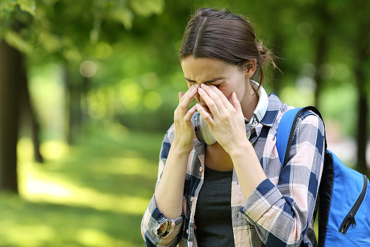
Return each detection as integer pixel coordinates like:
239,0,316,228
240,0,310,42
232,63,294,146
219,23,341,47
143,195,183,246
240,178,282,225
154,215,183,238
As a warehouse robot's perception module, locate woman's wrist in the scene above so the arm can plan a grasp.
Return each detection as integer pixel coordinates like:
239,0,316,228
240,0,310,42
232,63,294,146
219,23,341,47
224,136,251,156
171,139,193,155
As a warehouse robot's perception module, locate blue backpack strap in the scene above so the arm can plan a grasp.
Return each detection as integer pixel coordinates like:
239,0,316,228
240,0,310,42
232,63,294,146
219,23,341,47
277,106,323,168
276,107,303,168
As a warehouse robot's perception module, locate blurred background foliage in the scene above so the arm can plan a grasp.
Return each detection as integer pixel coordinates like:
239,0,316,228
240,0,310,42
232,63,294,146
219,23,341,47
0,0,369,246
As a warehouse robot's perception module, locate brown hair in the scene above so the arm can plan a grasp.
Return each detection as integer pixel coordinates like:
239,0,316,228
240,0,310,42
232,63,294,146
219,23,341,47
179,8,275,85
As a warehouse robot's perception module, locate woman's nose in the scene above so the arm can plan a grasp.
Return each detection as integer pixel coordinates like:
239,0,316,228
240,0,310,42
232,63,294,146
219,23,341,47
194,91,202,103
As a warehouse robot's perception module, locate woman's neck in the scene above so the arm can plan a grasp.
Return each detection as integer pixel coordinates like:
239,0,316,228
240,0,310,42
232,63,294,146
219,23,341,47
241,89,259,121
205,142,234,171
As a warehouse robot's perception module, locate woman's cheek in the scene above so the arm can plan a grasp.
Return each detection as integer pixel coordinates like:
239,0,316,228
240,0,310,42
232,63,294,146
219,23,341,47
222,91,233,103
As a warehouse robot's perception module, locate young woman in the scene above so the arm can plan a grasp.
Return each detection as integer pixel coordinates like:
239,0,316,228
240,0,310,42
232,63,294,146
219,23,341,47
141,8,325,247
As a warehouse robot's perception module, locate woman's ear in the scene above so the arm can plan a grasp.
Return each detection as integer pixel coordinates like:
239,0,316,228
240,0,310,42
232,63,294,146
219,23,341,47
245,59,257,78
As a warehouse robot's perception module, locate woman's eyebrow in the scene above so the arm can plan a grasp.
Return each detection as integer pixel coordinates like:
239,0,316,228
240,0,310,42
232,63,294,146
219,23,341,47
185,78,223,83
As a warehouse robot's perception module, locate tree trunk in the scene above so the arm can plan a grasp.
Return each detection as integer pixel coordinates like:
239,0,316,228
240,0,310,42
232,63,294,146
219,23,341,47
65,65,82,144
19,67,43,163
353,22,369,175
81,75,90,128
356,89,368,175
354,51,368,175
0,41,22,193
312,0,330,109
313,35,327,109
30,111,43,163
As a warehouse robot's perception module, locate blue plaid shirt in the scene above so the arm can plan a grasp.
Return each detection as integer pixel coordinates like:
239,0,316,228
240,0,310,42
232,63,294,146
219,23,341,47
141,94,325,247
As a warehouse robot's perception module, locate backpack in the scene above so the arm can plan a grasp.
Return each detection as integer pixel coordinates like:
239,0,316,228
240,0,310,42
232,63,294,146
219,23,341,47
276,106,370,247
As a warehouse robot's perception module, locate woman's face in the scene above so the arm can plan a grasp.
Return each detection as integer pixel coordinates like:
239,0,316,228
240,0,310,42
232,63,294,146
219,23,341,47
181,56,255,115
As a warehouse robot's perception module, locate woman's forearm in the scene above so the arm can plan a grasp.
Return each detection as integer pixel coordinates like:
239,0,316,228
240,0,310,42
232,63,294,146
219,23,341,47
229,141,267,199
154,142,190,219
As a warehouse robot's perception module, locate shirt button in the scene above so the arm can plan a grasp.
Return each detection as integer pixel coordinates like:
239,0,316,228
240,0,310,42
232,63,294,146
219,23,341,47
190,197,194,202
199,167,203,172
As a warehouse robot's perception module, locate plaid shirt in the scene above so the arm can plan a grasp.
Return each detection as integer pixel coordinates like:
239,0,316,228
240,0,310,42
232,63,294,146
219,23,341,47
141,94,325,247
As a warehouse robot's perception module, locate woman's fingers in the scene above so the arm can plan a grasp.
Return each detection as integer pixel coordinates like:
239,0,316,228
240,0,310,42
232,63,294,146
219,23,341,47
173,86,199,151
179,92,184,101
177,85,199,113
205,84,234,111
196,103,215,125
231,92,243,114
199,84,234,115
184,104,197,121
197,87,221,117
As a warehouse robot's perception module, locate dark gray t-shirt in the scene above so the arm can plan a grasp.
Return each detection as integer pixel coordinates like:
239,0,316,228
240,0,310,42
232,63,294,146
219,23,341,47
194,166,235,247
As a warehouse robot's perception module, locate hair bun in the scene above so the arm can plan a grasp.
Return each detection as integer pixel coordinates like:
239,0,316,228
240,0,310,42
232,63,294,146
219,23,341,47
256,41,276,68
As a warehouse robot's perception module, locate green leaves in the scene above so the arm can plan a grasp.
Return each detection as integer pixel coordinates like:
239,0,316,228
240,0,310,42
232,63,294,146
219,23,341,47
17,0,36,16
109,8,134,30
130,0,164,17
0,0,36,18
0,1,35,53
1,0,165,61
4,30,33,54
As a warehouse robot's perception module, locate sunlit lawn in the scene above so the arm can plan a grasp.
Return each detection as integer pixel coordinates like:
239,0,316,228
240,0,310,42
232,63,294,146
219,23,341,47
0,128,163,247
0,126,324,246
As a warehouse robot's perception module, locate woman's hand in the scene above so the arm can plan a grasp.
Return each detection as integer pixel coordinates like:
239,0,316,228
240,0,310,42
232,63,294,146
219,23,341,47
154,84,200,220
196,84,248,153
173,84,199,152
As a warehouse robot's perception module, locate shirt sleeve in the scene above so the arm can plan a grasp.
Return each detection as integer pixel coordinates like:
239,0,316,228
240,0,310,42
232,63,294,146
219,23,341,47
141,124,184,247
240,112,325,247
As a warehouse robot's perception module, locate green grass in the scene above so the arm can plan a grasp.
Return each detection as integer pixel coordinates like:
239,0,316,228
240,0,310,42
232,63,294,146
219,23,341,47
0,129,164,247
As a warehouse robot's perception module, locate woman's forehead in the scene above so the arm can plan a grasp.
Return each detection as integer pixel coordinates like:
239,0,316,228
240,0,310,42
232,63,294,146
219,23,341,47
181,56,237,77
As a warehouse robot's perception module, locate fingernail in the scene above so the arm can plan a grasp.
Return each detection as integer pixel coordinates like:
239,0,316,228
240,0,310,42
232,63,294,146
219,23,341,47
198,88,204,93
191,88,197,93
201,84,206,88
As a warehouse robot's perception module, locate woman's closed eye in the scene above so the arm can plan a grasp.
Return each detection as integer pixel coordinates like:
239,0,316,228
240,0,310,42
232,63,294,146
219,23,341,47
206,83,221,88
187,82,196,88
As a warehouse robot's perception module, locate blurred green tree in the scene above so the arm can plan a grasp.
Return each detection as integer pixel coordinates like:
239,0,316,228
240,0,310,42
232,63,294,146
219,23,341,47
0,0,164,193
345,0,370,175
0,1,36,193
0,0,368,195
246,0,369,174
32,0,164,143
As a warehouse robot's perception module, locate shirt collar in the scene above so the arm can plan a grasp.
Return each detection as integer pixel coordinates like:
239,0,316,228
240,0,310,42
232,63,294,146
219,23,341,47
259,93,283,127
